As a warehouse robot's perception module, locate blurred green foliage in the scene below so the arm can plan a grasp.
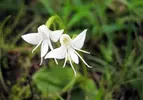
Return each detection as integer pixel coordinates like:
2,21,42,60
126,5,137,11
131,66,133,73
33,66,76,94
0,0,143,100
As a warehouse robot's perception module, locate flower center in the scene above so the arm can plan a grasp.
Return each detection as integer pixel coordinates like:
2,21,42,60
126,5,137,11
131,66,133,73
60,34,71,47
38,25,50,39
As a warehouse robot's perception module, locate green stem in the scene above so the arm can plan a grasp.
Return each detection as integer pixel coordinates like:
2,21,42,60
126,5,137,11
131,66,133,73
61,77,76,93
45,15,65,29
5,5,24,37
82,64,88,77
0,66,8,93
56,93,64,100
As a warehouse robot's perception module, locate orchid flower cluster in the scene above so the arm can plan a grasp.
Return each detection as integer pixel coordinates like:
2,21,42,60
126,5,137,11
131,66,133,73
22,24,91,76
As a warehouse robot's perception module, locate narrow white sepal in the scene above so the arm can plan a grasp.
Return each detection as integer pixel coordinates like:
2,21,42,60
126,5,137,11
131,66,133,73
69,54,76,76
74,50,92,68
73,47,90,54
32,40,43,53
63,51,68,68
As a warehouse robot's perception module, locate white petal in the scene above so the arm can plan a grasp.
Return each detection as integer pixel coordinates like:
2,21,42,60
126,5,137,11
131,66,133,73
72,29,87,49
40,57,43,65
69,48,79,64
38,25,50,38
48,40,58,64
50,29,64,42
45,46,66,59
41,40,49,57
68,52,76,76
21,33,42,45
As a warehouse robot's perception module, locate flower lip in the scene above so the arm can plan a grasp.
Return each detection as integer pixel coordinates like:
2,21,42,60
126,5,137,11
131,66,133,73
60,34,72,46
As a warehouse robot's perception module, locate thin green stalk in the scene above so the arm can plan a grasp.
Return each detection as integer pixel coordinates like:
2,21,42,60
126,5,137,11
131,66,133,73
4,5,25,37
61,77,76,93
82,64,88,77
56,93,64,100
0,66,8,93
46,15,65,29
122,77,142,84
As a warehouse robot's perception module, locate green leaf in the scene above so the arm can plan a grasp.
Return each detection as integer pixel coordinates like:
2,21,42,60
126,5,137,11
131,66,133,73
101,24,123,33
80,78,103,100
67,11,91,28
33,67,75,94
80,78,96,92
100,44,113,62
40,0,55,14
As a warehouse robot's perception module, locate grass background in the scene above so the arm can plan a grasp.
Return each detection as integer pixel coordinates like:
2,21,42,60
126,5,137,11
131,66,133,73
0,0,143,100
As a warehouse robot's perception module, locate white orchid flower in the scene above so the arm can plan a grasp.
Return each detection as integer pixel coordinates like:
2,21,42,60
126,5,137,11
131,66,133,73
21,24,64,65
45,29,92,76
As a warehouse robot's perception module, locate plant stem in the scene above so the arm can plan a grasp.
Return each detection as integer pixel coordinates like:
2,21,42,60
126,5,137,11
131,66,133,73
82,64,88,77
0,66,9,93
